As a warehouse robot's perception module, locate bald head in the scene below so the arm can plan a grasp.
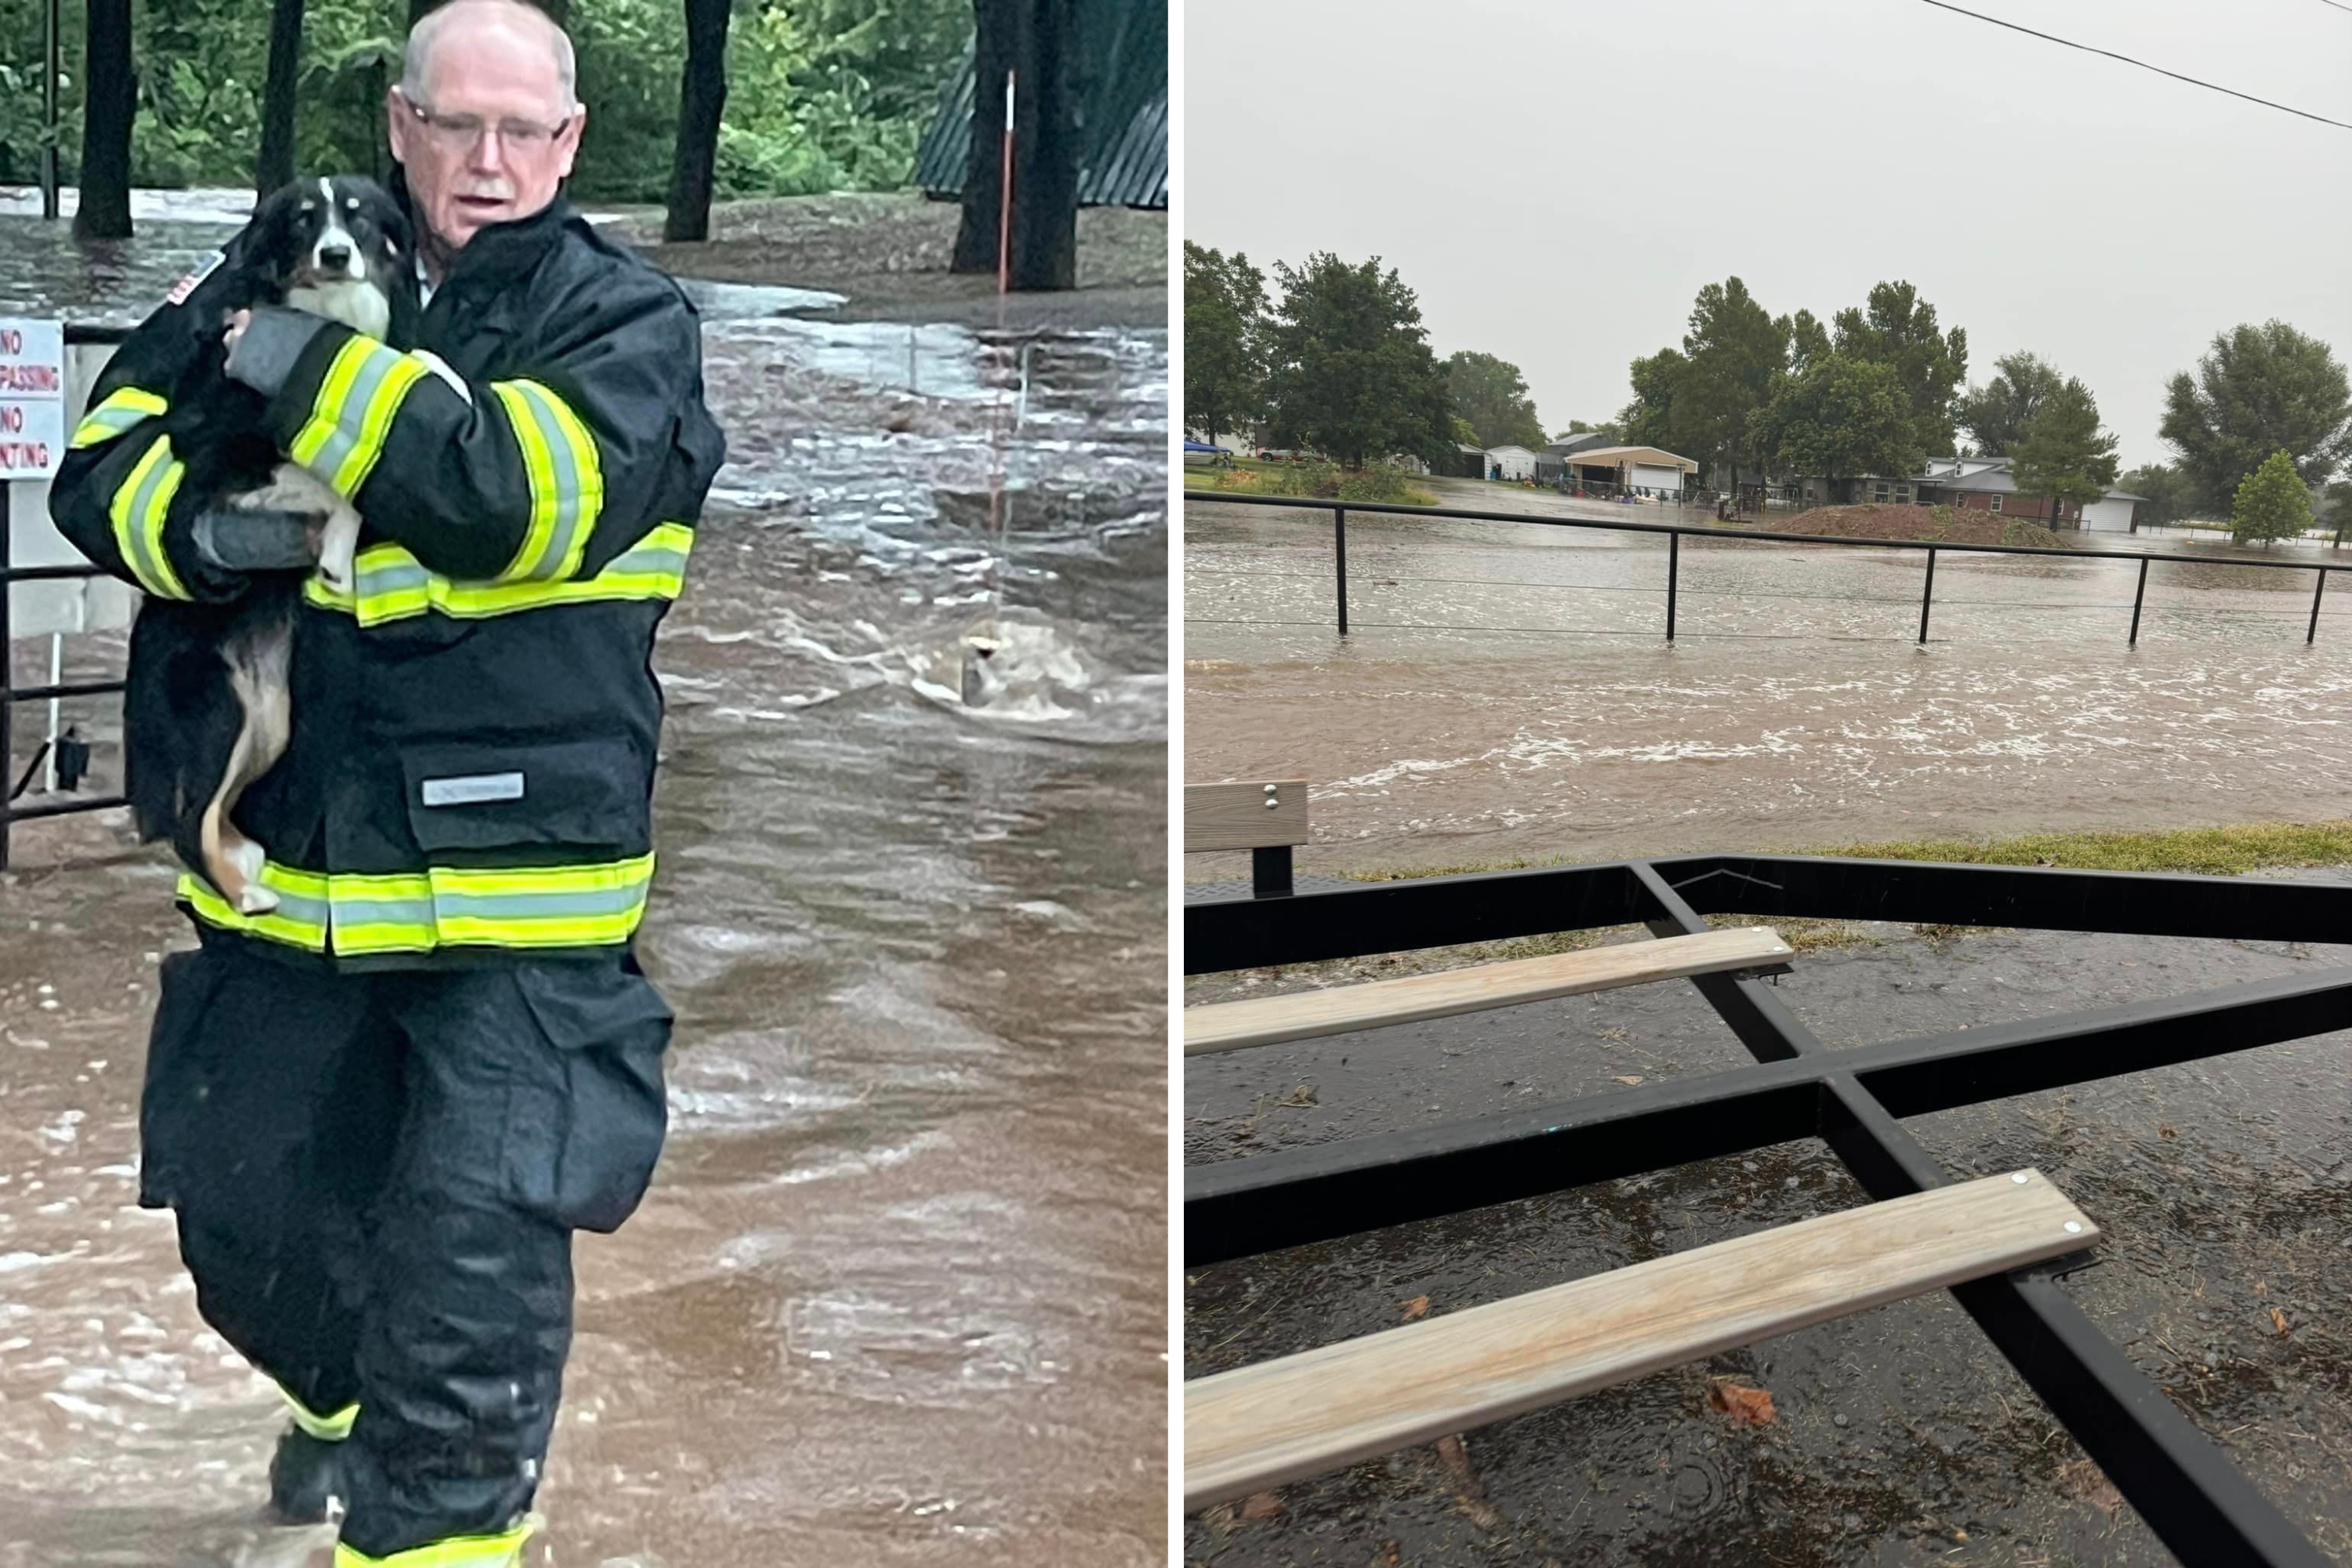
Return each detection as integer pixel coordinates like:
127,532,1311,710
401,0,577,110
388,0,586,272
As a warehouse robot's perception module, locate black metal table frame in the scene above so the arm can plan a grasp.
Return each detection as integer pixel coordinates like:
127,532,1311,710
1185,852,2352,1566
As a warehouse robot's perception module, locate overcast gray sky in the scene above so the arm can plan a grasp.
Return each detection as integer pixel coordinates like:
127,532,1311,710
1185,0,2352,469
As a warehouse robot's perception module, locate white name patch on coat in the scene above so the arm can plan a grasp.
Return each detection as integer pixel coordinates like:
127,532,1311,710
420,772,526,807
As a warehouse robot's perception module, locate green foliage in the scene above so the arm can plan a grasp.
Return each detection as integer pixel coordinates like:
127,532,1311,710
2119,463,2192,528
1183,240,1265,447
1955,350,2062,458
2161,321,2352,514
1830,281,1968,457
1932,503,1954,528
1618,347,1687,453
2230,449,2313,546
0,0,965,200
1675,276,1785,483
1998,519,2063,549
1337,462,1425,503
1561,418,1623,442
1261,252,1454,471
1751,354,1922,487
2010,376,2118,521
1444,350,1544,451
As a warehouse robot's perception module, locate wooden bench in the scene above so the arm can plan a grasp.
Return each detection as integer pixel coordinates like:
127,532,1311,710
1185,778,1310,898
1183,925,1794,1055
1184,1167,2097,1511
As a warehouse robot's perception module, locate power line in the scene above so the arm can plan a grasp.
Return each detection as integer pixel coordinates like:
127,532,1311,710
1911,0,2352,132
2317,0,2352,14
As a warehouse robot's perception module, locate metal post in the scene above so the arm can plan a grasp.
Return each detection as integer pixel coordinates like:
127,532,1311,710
2129,557,2149,646
43,632,61,793
1918,547,1937,644
2,503,13,871
1333,507,1348,637
1665,530,1679,641
1251,845,1294,899
2310,568,2328,644
41,0,61,221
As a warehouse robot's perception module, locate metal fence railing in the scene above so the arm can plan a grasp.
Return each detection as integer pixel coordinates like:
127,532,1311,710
3,321,132,871
1191,493,2350,646
1186,852,2352,1567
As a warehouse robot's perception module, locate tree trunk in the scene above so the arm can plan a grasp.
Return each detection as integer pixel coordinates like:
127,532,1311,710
953,0,1081,291
74,0,133,240
662,0,729,241
256,0,304,198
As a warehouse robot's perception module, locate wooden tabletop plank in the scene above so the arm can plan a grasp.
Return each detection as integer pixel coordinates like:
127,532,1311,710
1185,1168,2096,1511
1182,926,1794,1055
1185,779,1312,851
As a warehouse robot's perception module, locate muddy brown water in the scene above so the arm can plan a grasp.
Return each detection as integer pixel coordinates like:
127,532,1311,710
1185,494,2352,882
0,212,1167,1566
1185,486,2352,1563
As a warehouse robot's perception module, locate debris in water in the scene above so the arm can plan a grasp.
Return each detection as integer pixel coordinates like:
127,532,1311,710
2272,1307,2291,1336
1613,1074,1645,1086
1400,1295,1429,1322
1707,1379,1776,1425
1241,1491,1283,1520
2056,1456,2124,1514
1435,1432,1501,1530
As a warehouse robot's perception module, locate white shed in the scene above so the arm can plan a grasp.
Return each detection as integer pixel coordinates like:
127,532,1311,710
1486,445,1538,481
2081,490,2145,534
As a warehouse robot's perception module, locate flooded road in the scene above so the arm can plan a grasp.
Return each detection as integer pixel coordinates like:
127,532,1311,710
1186,495,2352,878
1,212,1167,1565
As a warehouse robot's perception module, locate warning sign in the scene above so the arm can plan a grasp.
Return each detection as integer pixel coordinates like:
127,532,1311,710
0,318,66,479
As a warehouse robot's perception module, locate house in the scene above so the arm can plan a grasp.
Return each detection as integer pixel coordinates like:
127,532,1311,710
1555,445,1699,497
1789,456,2143,530
1486,445,1541,482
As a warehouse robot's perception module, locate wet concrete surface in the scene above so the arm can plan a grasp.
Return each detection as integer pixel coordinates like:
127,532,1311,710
0,213,1167,1564
1182,891,2352,1566
1186,489,2352,883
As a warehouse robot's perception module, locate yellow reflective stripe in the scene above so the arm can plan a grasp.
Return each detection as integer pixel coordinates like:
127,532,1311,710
107,434,191,600
303,523,693,626
488,379,603,584
276,1381,359,1442
333,1519,535,1568
176,868,332,953
289,336,429,499
181,857,654,956
71,387,168,448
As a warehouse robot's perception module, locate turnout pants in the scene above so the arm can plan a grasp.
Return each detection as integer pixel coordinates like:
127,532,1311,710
139,931,672,1563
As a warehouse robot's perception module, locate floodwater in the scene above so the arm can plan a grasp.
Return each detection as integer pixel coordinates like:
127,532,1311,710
1185,495,2352,878
1183,906,2352,1566
0,212,1168,1565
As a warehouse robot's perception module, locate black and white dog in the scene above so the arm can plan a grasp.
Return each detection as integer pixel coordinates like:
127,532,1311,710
127,176,463,916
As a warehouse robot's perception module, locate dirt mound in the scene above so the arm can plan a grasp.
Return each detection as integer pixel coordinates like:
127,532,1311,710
1765,503,2062,548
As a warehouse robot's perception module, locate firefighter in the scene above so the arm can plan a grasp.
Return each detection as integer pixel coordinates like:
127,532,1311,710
46,2,725,1563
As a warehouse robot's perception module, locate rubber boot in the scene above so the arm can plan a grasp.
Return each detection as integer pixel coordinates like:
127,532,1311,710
266,1425,346,1525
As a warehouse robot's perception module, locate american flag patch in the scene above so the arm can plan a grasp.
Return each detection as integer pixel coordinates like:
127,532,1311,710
165,249,227,307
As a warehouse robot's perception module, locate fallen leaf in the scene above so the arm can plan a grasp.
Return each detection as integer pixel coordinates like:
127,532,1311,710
2056,1457,2124,1514
2158,1126,2177,1138
1613,1074,1646,1087
1436,1433,1501,1529
1280,1082,1318,1107
1401,1295,1430,1321
2272,1307,2291,1336
1241,1491,1283,1520
1707,1379,1776,1425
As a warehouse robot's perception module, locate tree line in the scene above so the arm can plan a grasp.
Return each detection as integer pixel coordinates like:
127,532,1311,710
5,0,1093,290
1186,244,2352,543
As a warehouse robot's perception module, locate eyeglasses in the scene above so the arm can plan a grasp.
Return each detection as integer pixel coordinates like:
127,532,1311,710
397,89,575,153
